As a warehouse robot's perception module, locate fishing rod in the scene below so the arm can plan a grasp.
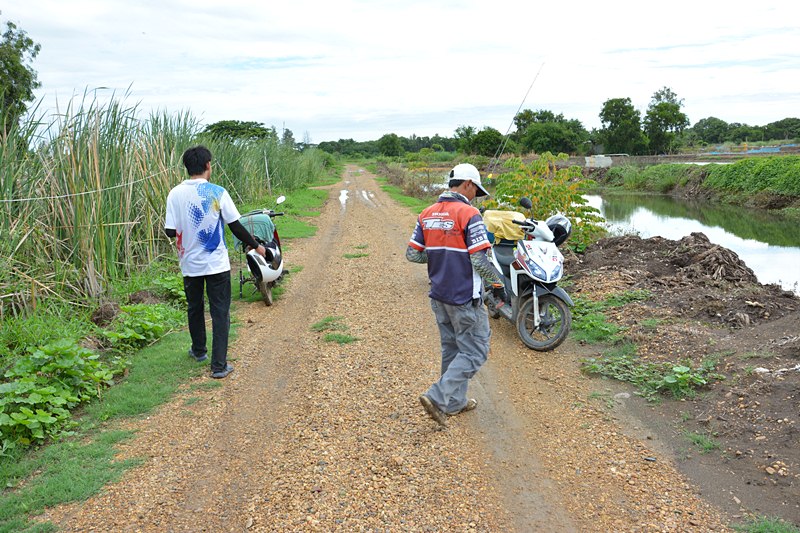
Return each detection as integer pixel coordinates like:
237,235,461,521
487,62,545,178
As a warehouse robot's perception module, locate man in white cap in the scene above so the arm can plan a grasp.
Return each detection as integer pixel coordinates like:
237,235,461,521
406,163,505,426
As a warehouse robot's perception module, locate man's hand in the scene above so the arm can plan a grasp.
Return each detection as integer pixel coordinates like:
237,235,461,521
247,244,267,257
491,283,506,301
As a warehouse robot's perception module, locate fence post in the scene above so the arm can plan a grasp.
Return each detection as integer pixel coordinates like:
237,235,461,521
264,154,272,197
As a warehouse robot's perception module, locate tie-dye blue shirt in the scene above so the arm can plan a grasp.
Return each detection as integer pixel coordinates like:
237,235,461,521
165,179,241,276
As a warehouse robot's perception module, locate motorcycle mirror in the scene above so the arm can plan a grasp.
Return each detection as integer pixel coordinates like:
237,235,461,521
276,195,286,205
519,197,533,209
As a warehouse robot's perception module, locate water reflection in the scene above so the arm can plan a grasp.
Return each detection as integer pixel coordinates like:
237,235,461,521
585,193,800,293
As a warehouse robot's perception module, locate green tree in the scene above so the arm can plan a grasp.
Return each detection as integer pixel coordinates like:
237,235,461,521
472,126,503,157
454,125,477,153
598,97,646,155
513,109,559,140
725,123,764,143
202,120,277,142
377,133,403,156
764,117,800,141
690,116,730,145
643,87,689,154
281,127,295,148
513,109,588,154
0,15,41,132
521,121,586,155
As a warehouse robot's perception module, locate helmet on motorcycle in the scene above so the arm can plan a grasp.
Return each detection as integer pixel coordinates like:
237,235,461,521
545,214,571,247
246,247,283,283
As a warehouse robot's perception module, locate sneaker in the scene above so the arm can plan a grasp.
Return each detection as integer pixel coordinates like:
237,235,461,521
419,394,447,427
210,364,234,379
449,398,478,416
188,348,208,363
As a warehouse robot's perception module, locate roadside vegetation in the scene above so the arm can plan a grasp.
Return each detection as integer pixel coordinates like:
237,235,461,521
0,91,334,529
589,156,800,212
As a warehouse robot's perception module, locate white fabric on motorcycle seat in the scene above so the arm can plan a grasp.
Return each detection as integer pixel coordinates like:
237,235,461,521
483,210,525,241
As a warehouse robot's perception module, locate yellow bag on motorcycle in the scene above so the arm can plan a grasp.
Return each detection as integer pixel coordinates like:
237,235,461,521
483,210,525,241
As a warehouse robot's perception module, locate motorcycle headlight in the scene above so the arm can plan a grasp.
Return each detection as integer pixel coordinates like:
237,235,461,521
525,259,547,280
549,264,562,281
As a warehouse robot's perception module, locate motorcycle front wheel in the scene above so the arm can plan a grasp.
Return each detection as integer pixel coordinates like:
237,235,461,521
258,280,274,306
516,294,571,351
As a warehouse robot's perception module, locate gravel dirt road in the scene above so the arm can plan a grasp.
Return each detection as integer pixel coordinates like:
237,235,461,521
45,166,731,532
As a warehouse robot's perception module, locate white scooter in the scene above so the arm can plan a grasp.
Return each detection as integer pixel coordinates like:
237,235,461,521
236,196,286,306
483,197,573,351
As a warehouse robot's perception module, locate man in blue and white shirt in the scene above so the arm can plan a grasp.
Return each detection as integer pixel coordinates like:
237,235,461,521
165,146,265,379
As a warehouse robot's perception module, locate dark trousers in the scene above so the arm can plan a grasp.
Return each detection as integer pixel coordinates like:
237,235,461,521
184,270,231,373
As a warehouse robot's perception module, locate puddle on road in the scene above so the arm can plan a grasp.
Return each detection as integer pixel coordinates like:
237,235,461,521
360,190,376,207
339,189,349,211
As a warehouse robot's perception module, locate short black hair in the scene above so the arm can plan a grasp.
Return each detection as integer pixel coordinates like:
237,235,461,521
448,179,465,189
183,145,212,176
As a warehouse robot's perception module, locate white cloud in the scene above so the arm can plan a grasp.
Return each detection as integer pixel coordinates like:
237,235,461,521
4,0,799,142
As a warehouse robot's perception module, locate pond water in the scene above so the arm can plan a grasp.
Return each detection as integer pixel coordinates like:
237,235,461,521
584,193,800,294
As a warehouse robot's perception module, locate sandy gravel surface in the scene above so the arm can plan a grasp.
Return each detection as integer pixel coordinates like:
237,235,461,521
43,166,731,532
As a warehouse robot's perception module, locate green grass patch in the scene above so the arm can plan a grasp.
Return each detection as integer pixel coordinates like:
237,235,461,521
310,316,348,332
582,343,723,402
639,318,661,331
343,253,369,259
323,333,359,345
572,312,623,343
734,516,800,533
188,381,223,392
377,180,433,214
587,390,615,409
0,328,207,531
0,430,141,532
571,290,651,344
310,316,358,344
683,430,720,453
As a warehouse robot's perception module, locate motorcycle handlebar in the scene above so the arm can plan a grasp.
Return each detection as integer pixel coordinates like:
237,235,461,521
243,209,285,217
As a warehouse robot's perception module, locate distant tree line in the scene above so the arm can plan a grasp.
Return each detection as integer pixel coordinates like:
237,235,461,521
318,86,799,158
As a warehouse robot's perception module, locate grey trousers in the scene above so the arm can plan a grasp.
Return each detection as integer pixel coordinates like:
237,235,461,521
425,298,491,414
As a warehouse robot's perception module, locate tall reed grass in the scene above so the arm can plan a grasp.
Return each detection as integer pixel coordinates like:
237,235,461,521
0,97,328,317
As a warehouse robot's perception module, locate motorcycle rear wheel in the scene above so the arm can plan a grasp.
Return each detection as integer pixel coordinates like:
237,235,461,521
516,294,571,351
258,280,274,306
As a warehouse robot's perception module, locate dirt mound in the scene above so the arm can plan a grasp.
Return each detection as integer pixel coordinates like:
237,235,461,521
569,233,800,523
90,301,121,326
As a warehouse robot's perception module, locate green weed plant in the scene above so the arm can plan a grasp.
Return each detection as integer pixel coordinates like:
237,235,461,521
583,344,722,402
1,340,126,448
683,430,720,453
734,516,800,533
481,152,606,252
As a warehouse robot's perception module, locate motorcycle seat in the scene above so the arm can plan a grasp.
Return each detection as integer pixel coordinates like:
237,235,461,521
492,242,516,278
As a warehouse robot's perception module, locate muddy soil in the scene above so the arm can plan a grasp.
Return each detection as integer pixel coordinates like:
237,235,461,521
38,166,797,531
569,233,799,525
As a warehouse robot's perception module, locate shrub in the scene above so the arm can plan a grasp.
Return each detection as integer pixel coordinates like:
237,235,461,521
482,152,606,252
1,340,126,448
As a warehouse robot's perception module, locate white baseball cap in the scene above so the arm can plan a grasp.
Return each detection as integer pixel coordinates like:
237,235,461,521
449,163,489,197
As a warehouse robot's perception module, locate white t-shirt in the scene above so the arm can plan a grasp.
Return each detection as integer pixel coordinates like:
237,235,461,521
165,178,241,276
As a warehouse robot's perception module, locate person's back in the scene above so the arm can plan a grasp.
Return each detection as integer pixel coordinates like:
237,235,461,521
166,178,236,277
414,193,487,305
164,145,264,379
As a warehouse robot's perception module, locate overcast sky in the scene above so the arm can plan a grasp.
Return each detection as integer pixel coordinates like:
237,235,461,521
4,1,799,143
